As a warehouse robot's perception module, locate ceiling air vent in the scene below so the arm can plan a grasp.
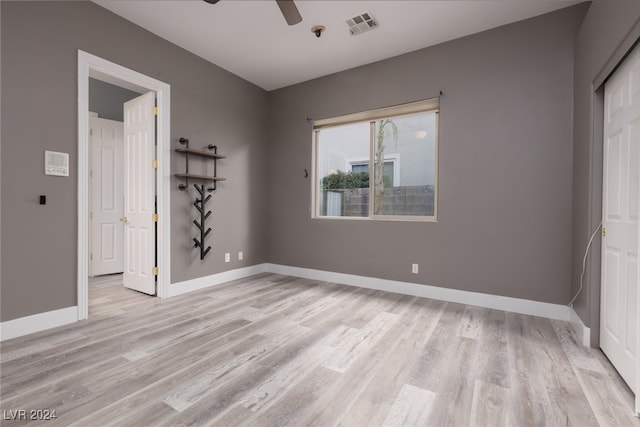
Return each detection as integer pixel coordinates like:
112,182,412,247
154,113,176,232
345,12,377,36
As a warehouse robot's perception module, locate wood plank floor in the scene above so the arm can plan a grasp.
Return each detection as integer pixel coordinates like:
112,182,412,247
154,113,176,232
1,273,638,426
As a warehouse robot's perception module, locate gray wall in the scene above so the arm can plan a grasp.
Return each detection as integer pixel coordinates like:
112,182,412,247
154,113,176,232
1,1,269,322
4,1,639,329
570,0,640,345
267,5,587,304
89,78,141,121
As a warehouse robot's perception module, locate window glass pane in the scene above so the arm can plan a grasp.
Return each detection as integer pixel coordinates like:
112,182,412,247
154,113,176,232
316,122,370,217
351,163,369,174
373,112,436,216
383,161,394,187
313,98,438,221
349,161,393,185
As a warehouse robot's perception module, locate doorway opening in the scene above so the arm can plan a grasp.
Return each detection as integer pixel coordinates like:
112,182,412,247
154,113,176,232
78,51,171,320
88,81,138,279
88,82,157,313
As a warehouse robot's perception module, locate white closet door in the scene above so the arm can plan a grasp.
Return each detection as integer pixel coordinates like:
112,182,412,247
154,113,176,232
601,43,639,396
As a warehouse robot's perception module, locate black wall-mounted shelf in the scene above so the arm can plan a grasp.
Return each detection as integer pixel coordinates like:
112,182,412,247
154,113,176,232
175,137,226,192
176,137,226,260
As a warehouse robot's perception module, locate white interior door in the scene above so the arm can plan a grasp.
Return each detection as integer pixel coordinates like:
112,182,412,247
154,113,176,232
123,91,157,295
89,116,124,276
601,43,639,395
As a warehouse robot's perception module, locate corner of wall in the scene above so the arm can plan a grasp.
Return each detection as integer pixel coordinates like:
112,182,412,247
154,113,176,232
569,306,592,347
570,1,640,347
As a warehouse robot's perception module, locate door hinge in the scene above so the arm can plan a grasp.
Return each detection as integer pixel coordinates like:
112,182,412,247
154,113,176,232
89,128,93,136
152,106,158,116
602,227,607,237
152,159,158,169
89,211,93,220
90,253,93,261
152,213,158,222
152,266,159,276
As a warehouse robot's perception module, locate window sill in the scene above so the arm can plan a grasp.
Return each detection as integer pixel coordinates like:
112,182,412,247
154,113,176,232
311,215,438,223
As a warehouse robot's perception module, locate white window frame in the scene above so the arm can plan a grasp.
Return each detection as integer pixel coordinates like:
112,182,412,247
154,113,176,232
312,98,439,222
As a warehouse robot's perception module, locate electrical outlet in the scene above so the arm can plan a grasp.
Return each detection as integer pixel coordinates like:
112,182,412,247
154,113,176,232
411,263,419,274
225,253,230,263
238,251,244,261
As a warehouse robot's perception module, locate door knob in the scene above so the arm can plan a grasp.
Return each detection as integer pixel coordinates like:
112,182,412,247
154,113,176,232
120,216,128,223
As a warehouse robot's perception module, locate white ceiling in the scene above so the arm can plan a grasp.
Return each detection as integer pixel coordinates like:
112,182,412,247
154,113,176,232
93,0,582,91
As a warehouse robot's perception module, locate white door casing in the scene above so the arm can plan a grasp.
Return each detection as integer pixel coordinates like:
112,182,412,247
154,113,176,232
600,43,639,395
123,92,157,295
634,44,640,420
90,116,124,276
78,51,171,320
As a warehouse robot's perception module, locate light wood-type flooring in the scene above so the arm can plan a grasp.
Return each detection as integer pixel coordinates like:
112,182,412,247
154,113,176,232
1,273,638,426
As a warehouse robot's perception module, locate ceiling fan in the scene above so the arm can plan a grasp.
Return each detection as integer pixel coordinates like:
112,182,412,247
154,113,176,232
203,0,302,26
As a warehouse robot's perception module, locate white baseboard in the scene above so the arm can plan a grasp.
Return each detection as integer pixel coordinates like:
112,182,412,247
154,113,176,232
0,263,582,344
167,264,269,297
569,307,592,347
266,263,572,322
0,306,78,342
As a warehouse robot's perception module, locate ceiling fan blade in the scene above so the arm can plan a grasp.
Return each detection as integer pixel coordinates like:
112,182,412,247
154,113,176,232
275,0,302,26
203,0,220,4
